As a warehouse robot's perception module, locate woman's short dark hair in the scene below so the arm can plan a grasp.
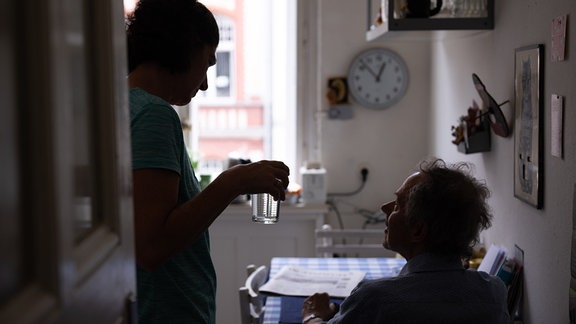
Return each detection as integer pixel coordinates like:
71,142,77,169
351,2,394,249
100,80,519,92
405,159,492,258
126,0,219,73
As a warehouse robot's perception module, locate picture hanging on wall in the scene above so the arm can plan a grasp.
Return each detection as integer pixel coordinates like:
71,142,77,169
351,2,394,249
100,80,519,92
513,44,544,209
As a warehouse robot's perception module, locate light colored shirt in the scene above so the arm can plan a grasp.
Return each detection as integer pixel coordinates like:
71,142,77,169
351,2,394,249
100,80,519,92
130,88,216,324
328,253,511,324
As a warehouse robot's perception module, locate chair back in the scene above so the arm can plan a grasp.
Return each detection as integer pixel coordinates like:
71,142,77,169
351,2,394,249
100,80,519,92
315,224,388,257
239,264,268,324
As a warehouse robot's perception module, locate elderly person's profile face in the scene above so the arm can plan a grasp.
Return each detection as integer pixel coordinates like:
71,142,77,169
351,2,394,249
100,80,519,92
380,172,424,258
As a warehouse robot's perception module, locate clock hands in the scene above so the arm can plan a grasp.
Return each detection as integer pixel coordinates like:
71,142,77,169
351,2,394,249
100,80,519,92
359,60,379,80
376,63,386,82
360,60,387,82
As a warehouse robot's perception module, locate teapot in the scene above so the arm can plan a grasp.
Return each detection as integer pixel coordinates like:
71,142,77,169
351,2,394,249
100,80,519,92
405,0,443,18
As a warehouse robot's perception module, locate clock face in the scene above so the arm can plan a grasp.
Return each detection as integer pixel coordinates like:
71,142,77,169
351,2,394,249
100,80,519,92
347,48,409,110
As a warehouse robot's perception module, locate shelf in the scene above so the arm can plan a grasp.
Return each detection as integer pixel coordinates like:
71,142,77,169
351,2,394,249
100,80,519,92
456,119,491,154
457,130,491,154
367,0,494,41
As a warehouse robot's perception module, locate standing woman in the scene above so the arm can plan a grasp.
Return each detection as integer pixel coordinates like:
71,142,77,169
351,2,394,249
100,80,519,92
126,1,289,322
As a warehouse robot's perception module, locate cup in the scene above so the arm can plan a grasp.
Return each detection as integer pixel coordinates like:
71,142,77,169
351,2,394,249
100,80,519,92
405,0,443,18
251,193,280,224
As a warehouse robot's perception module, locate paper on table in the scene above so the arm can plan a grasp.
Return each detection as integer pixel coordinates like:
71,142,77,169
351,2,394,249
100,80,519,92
259,266,366,298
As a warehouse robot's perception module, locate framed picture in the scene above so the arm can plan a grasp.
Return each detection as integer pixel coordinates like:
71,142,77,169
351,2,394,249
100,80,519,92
514,44,544,209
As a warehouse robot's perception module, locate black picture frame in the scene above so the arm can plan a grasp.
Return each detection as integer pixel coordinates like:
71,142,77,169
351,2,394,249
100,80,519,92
514,44,544,209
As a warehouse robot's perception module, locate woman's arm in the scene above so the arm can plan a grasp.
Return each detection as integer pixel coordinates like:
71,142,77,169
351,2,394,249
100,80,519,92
133,160,289,271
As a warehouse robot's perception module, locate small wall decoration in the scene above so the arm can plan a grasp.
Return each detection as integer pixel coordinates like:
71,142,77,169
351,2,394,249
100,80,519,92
451,100,491,154
327,77,349,105
327,77,353,120
514,44,544,209
551,15,567,62
570,183,576,323
551,94,564,158
472,73,510,137
451,73,510,155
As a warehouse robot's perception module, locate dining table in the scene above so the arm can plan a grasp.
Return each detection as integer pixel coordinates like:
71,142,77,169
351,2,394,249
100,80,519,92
262,257,407,324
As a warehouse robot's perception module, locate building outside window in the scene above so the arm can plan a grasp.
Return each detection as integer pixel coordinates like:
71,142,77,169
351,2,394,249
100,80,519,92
191,0,296,183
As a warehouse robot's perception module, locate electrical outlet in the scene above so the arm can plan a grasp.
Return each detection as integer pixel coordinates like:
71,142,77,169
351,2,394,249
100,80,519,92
358,162,372,175
360,167,369,181
328,105,353,120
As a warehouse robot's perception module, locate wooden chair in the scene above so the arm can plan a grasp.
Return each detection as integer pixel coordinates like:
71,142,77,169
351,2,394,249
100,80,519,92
315,224,389,258
238,264,268,324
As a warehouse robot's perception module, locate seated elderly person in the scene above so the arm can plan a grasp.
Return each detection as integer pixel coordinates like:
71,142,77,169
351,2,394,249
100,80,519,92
302,158,511,324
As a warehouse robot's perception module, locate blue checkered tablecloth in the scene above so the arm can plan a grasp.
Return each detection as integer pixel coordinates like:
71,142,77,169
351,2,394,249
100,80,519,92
262,257,407,324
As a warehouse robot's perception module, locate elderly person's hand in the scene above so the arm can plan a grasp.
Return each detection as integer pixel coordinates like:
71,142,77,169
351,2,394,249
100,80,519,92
301,293,338,323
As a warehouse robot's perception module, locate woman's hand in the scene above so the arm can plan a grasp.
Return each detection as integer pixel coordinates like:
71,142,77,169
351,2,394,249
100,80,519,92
220,160,290,201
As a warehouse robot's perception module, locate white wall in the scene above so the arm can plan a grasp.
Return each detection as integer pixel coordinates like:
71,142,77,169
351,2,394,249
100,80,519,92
314,0,576,322
430,1,576,323
313,0,432,230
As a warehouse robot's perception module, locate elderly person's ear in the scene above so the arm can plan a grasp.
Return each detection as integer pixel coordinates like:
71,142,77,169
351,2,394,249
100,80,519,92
410,222,428,243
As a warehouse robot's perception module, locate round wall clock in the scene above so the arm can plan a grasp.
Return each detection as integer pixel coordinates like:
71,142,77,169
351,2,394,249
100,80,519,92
347,48,409,110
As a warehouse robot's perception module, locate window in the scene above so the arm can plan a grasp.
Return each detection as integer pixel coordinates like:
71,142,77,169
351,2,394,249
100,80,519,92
184,0,297,181
198,14,234,99
124,0,298,182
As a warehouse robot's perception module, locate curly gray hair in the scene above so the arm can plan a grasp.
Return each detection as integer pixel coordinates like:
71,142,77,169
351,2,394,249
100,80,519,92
405,159,492,258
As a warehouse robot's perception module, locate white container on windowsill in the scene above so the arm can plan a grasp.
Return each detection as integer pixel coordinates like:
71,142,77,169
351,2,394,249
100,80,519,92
300,163,327,205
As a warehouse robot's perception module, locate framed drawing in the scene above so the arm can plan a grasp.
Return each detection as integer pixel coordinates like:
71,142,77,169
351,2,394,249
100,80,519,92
514,44,544,209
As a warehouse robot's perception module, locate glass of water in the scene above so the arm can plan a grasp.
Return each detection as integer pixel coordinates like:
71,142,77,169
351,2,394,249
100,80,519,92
251,193,280,224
